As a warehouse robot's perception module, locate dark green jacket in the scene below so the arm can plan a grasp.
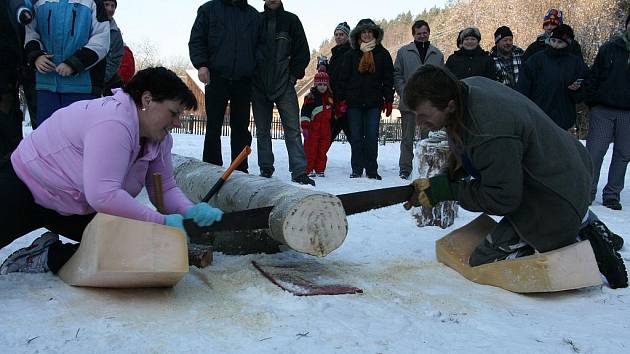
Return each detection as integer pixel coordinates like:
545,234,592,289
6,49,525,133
453,77,592,252
585,33,630,110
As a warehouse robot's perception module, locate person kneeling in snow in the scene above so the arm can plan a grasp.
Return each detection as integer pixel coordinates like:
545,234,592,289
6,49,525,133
0,67,222,275
404,65,627,289
300,69,334,177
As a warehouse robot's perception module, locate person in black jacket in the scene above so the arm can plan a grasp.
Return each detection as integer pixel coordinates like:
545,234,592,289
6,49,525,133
188,0,261,173
523,9,583,62
252,0,313,186
585,15,630,211
328,21,352,143
445,27,497,80
516,25,588,131
1,0,34,156
337,19,394,180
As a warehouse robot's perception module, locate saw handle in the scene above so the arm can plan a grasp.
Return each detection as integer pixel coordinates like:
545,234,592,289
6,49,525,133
201,145,251,203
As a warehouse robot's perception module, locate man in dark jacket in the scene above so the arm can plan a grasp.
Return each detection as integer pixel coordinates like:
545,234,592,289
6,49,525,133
490,26,525,89
189,0,261,173
328,21,352,143
252,0,313,185
445,27,497,80
523,8,583,62
517,25,588,131
585,14,630,211
1,0,34,156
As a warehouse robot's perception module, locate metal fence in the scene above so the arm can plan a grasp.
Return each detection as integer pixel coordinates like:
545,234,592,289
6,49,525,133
174,115,408,144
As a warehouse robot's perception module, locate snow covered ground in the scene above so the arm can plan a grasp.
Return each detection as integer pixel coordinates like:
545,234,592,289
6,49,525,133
1,133,629,354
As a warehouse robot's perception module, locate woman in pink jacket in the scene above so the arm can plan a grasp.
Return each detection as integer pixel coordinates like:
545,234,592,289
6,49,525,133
0,67,222,275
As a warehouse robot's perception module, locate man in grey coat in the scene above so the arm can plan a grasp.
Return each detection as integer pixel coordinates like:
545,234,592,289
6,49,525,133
102,0,124,96
393,20,444,180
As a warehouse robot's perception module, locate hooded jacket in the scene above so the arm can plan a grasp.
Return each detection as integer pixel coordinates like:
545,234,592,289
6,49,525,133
445,46,497,80
394,41,444,112
337,20,394,108
516,46,588,130
585,33,630,110
24,0,110,96
254,2,309,100
188,0,261,81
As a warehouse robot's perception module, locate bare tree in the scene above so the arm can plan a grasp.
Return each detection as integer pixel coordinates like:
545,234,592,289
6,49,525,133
131,38,162,70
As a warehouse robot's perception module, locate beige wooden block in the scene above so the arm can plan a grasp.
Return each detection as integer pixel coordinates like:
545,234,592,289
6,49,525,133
435,214,602,293
58,214,189,288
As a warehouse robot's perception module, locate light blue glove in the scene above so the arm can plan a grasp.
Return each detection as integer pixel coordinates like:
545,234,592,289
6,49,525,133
164,214,189,241
184,203,223,227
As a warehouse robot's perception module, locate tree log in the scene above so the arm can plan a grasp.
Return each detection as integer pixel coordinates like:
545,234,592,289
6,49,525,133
413,131,458,229
172,155,348,257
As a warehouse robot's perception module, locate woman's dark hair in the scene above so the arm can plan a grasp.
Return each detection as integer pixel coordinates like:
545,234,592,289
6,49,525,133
123,67,197,111
403,64,466,147
411,20,430,34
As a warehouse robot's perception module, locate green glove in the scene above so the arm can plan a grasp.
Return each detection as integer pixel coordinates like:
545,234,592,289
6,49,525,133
425,174,459,205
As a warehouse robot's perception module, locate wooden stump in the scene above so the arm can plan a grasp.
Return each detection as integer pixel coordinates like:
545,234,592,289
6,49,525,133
172,155,348,257
412,131,458,229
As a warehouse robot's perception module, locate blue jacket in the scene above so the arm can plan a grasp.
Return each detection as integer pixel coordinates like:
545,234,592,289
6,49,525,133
24,0,110,95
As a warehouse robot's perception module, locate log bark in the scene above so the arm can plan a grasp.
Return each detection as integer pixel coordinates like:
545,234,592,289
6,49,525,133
413,131,458,229
188,244,213,268
172,155,348,257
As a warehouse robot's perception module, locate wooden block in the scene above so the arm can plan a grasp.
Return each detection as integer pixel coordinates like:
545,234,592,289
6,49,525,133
58,214,189,288
435,214,603,293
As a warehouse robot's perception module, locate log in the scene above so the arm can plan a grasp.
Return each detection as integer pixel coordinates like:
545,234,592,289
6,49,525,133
172,155,348,257
187,244,213,268
412,131,458,229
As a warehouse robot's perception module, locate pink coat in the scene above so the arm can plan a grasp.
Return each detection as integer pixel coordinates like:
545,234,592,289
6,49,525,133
11,89,193,224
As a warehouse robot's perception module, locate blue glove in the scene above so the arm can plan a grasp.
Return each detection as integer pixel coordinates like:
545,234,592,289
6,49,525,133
184,203,223,227
164,214,189,241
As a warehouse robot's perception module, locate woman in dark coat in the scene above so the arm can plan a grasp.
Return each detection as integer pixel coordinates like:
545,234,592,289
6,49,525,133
337,19,394,180
445,27,497,80
403,64,627,288
517,24,588,131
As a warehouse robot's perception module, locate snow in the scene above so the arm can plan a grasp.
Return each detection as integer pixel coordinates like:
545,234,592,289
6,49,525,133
1,133,629,353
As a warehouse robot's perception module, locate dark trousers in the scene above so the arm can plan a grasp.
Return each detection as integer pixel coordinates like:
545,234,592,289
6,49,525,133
347,107,380,175
0,69,22,157
36,91,96,127
0,159,95,273
203,77,253,172
330,113,351,143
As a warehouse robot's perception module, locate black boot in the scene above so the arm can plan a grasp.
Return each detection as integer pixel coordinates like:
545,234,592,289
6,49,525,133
579,220,628,289
292,173,315,186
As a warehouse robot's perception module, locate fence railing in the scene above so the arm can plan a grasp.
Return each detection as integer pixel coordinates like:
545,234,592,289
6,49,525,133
174,115,411,144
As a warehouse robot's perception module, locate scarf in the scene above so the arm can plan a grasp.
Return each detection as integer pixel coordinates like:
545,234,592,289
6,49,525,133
358,40,376,74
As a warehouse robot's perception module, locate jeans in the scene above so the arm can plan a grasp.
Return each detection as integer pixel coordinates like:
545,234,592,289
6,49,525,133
36,91,96,126
203,77,253,172
252,85,307,178
347,107,380,175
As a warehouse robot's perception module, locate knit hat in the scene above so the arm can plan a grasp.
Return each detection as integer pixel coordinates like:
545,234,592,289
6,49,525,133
456,30,463,48
314,69,329,86
550,24,573,45
543,9,563,28
105,0,117,6
459,27,481,42
494,26,513,43
335,22,350,36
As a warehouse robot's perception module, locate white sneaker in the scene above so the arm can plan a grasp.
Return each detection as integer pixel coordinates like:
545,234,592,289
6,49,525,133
0,232,59,275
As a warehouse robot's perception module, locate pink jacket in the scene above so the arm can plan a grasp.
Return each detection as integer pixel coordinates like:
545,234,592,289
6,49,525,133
11,89,193,224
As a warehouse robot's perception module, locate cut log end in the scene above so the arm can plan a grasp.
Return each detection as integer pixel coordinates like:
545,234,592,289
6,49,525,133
272,195,348,257
188,243,213,268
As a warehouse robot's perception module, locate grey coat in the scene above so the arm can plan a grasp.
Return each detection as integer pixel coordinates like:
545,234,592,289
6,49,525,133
394,42,444,112
104,19,123,83
454,77,592,252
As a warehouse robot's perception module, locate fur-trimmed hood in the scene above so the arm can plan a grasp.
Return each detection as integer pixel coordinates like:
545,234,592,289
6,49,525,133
349,19,384,49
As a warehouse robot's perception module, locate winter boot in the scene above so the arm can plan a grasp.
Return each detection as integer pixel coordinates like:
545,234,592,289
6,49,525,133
602,199,622,211
579,220,628,288
292,173,315,186
0,232,59,275
469,218,535,267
